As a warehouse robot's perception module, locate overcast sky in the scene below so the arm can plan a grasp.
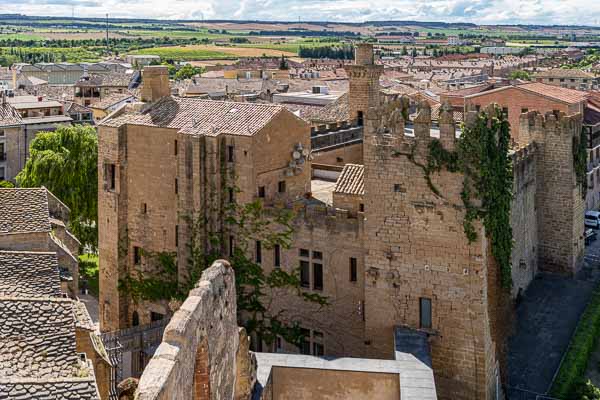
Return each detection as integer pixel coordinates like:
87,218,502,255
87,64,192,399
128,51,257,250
2,0,599,26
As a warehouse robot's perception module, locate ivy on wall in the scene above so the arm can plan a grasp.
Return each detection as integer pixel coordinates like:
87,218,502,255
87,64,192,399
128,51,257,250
395,106,514,289
574,128,588,200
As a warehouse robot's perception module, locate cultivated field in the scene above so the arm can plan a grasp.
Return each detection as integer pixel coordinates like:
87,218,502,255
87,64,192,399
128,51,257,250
131,44,296,60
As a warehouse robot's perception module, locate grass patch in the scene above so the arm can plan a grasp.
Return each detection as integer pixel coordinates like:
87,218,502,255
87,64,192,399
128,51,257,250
79,254,99,298
551,284,600,399
131,45,233,60
0,46,101,62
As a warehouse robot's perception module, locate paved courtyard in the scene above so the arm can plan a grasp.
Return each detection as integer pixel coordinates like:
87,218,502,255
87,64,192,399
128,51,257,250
506,239,600,399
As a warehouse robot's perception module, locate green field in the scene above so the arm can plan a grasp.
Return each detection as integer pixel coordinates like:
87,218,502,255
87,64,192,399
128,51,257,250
0,33,44,41
0,46,102,63
131,46,234,60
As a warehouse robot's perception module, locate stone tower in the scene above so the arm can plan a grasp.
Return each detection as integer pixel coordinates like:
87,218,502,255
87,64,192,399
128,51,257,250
140,66,170,103
360,92,507,398
520,110,585,275
344,43,384,125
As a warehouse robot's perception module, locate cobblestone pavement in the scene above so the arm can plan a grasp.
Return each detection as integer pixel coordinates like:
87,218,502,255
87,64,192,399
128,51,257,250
506,238,600,399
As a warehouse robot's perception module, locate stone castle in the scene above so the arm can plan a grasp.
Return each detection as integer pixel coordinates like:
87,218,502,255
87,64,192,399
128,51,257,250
98,43,584,399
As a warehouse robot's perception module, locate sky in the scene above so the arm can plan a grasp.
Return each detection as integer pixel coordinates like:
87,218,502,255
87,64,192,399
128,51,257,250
1,0,599,26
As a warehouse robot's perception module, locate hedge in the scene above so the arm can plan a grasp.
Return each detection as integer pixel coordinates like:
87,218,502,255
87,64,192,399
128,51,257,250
551,285,600,399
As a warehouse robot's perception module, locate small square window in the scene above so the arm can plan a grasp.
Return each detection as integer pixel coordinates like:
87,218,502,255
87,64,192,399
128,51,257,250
278,180,286,193
521,108,528,114
274,244,281,267
394,184,402,192
256,240,262,264
299,248,309,258
359,203,365,212
312,251,323,260
258,186,265,198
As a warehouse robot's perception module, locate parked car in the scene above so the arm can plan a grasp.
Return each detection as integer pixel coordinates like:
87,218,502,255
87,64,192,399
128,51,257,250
586,229,597,245
585,211,600,229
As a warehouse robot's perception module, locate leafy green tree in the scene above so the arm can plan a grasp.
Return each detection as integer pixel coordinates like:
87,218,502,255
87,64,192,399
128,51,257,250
509,70,531,81
174,63,203,81
0,180,14,188
279,54,289,70
119,198,329,348
17,125,98,249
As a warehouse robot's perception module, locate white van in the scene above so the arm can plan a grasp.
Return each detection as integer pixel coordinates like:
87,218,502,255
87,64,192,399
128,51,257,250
585,211,600,229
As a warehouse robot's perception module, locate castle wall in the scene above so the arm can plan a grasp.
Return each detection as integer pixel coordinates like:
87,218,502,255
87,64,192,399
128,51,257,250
521,111,585,275
361,103,503,400
510,144,539,297
311,142,363,167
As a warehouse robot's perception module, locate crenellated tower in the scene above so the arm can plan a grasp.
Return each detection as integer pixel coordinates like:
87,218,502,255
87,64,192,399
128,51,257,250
344,43,384,126
361,97,507,400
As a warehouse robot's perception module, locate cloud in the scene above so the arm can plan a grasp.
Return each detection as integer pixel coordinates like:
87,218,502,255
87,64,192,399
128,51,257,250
0,0,598,26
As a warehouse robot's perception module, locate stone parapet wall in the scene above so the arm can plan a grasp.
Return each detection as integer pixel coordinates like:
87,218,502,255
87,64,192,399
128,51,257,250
135,260,254,400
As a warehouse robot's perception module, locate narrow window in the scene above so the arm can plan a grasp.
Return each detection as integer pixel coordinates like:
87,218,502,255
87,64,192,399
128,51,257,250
142,203,147,214
229,235,234,257
258,186,265,198
175,225,179,247
313,263,323,291
133,246,142,265
132,311,139,327
256,240,262,264
299,248,309,258
420,297,432,329
174,139,178,156
394,184,402,192
300,328,311,355
175,178,178,194
105,163,116,191
312,250,323,260
300,261,310,288
359,203,365,212
228,187,234,203
357,110,364,126
502,107,508,118
227,145,234,162
349,257,357,282
276,336,283,352
278,180,286,193
274,244,281,267
150,312,164,322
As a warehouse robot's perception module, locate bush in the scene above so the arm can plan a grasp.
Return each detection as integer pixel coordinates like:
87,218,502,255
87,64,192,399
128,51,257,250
551,287,600,399
79,255,99,297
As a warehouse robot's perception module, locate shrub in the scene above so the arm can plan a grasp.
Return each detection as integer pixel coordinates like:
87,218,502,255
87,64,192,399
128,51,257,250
551,287,600,399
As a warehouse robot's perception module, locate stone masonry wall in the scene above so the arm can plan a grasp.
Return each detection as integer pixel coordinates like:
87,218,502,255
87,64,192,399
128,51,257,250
135,260,251,400
362,100,502,400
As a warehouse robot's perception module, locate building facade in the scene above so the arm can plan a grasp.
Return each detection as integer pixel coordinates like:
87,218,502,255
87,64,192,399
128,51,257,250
98,45,585,399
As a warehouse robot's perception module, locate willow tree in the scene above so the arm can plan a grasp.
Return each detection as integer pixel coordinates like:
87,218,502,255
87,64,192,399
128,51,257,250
17,124,98,249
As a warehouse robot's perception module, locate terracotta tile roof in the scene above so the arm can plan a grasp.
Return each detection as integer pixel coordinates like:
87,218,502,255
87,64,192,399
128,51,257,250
0,380,100,400
75,73,132,88
431,103,464,123
91,93,135,110
101,96,291,137
334,164,364,196
518,82,588,104
311,92,350,124
534,68,596,79
0,188,52,235
0,251,62,298
0,103,23,128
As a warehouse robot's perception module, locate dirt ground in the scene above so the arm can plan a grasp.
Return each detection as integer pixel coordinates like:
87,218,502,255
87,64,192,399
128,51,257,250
178,44,296,57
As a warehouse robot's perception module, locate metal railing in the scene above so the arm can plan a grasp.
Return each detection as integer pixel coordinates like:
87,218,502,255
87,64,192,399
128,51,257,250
311,126,363,151
505,386,561,400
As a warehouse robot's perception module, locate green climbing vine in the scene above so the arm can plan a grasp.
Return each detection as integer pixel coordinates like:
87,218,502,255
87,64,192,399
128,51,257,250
395,107,514,289
574,127,588,200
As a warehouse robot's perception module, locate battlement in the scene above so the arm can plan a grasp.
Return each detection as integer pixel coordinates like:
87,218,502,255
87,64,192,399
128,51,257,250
366,97,458,153
291,201,363,233
519,109,583,144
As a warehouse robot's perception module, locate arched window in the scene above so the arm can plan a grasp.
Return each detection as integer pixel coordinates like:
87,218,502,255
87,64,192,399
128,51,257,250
132,311,139,327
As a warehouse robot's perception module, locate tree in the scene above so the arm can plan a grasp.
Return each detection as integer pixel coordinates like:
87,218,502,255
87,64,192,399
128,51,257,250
119,197,329,349
17,125,98,249
0,180,14,188
174,63,203,81
279,54,289,70
509,70,531,81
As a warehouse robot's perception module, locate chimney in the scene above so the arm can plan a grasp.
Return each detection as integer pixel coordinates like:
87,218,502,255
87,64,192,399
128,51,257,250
140,66,170,103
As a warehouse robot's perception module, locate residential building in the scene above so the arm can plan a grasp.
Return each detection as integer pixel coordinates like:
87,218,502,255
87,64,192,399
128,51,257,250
63,101,94,125
89,93,136,121
13,61,131,86
534,68,598,91
125,54,161,68
74,73,134,107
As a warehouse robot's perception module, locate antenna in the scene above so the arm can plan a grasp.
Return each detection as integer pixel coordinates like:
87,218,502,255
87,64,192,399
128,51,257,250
105,13,109,54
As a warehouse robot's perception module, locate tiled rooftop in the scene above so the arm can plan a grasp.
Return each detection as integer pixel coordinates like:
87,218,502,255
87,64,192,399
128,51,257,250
534,68,596,79
334,164,364,196
0,251,61,298
0,297,79,379
311,92,350,123
101,96,292,137
0,380,100,400
0,103,24,128
0,188,52,235
519,82,589,104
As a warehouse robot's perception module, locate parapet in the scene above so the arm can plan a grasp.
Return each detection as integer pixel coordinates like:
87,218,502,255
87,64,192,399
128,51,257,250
519,109,583,144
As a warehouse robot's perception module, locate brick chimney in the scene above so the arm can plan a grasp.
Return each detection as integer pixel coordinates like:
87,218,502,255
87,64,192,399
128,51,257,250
140,66,170,103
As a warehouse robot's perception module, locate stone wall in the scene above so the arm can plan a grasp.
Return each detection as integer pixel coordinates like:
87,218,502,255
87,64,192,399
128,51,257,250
361,100,504,400
311,142,363,166
135,260,255,400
